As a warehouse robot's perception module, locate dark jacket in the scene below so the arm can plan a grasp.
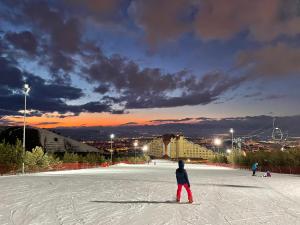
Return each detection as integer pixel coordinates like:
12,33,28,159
252,162,258,171
176,160,190,187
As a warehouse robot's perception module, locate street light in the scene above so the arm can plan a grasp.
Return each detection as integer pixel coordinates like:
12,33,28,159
213,137,222,153
23,83,30,174
133,140,138,164
110,134,115,164
142,145,148,152
226,149,231,154
229,128,234,151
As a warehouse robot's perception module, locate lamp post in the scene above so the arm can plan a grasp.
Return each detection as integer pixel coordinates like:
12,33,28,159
110,134,115,164
23,83,30,174
133,140,138,164
229,128,234,151
213,137,222,153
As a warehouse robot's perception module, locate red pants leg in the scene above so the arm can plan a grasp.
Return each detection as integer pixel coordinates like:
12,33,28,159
176,184,183,201
183,184,193,202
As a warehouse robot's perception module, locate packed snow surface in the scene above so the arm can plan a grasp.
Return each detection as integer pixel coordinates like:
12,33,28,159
0,160,299,225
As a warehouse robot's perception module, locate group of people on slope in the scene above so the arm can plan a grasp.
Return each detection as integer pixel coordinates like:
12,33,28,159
175,160,272,203
252,162,271,177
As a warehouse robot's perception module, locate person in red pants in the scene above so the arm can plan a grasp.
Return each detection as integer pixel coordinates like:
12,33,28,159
176,160,193,203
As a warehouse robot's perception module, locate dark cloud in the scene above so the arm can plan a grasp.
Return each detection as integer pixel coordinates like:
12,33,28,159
0,1,81,74
124,72,248,109
0,0,297,119
237,43,300,78
5,31,37,55
23,2,80,54
128,0,300,44
0,56,117,117
243,92,262,98
0,117,22,126
94,84,110,94
35,121,60,126
130,0,193,44
120,122,139,126
257,94,287,101
83,48,249,109
64,0,124,23
0,57,24,88
150,118,194,123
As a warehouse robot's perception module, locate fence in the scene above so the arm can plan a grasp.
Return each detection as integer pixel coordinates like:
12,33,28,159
0,161,146,175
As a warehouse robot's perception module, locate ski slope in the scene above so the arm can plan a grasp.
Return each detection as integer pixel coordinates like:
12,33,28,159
0,160,299,225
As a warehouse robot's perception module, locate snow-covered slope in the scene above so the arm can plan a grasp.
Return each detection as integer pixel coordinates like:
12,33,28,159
0,160,299,225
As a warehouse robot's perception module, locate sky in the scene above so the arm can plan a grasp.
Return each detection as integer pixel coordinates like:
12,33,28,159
0,0,300,128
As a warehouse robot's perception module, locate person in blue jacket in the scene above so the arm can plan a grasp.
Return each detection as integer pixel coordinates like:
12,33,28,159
176,160,193,203
252,162,258,176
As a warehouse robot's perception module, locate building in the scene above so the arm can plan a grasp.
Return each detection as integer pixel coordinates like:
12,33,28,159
0,126,101,154
147,134,215,160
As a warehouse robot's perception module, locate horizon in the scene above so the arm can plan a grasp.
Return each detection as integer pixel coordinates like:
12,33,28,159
1,1,300,128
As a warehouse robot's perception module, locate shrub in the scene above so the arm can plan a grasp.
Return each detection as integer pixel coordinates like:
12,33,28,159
0,139,23,168
85,153,100,164
226,148,300,168
208,154,228,163
99,155,106,163
62,152,79,163
47,153,62,168
24,146,48,169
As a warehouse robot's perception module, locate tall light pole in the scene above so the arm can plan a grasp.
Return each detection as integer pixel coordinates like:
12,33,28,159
213,137,222,153
230,128,234,151
110,134,115,164
133,140,138,164
23,83,30,174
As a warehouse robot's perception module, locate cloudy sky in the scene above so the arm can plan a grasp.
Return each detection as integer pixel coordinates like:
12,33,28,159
0,0,300,128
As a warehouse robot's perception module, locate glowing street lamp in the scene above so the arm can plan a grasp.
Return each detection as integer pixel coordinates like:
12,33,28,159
22,83,30,174
226,149,232,154
133,140,138,164
142,145,148,152
229,128,234,151
213,137,222,153
110,134,115,163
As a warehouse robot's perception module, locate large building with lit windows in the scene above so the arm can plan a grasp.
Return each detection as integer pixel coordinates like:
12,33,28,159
148,134,215,160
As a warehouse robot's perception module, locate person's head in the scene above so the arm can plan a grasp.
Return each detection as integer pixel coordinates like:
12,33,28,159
178,160,184,169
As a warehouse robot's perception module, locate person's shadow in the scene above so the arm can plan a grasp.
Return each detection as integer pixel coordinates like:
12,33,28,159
91,200,199,205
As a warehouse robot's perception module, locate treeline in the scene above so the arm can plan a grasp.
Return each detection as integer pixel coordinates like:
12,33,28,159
209,148,300,168
62,152,149,164
0,140,149,174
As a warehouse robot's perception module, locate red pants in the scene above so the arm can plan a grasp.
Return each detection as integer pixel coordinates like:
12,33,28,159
177,184,193,201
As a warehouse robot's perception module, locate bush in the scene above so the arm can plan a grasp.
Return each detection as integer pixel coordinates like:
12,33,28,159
208,153,228,163
0,139,23,168
24,146,49,170
99,155,106,163
47,153,62,168
85,153,100,164
112,157,121,163
227,148,300,168
62,152,79,163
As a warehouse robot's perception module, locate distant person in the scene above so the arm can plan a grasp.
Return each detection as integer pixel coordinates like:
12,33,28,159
176,160,193,203
263,170,271,177
252,162,258,176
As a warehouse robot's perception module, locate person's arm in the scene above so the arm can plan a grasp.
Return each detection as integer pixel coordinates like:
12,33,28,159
175,170,179,184
184,170,190,187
